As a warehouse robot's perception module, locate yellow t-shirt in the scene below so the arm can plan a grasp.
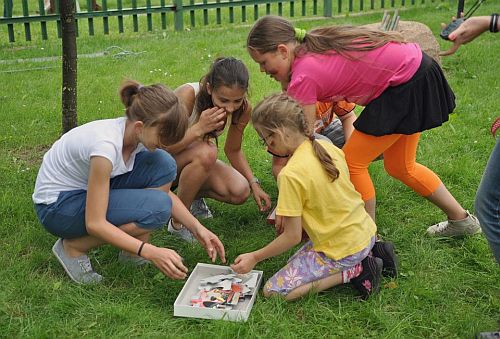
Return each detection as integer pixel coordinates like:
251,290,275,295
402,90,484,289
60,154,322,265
276,140,376,260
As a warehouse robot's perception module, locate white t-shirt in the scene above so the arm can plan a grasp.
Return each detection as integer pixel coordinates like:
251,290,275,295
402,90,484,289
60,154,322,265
33,117,144,204
187,82,200,96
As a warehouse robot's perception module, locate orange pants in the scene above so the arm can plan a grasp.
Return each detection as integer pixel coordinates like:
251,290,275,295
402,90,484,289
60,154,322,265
343,130,442,201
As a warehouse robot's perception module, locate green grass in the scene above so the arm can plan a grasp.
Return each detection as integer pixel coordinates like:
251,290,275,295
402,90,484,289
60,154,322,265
1,3,499,338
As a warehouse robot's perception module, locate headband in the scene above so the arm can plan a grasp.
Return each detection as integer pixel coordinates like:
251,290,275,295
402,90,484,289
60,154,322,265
294,27,306,42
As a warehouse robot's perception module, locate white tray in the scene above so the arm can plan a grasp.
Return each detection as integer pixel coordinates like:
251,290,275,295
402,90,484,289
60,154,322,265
174,263,263,322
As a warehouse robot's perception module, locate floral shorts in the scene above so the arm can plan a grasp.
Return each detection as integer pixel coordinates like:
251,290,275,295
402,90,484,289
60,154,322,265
264,237,375,296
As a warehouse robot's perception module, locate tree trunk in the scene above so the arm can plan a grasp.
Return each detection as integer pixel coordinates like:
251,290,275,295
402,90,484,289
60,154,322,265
61,0,78,134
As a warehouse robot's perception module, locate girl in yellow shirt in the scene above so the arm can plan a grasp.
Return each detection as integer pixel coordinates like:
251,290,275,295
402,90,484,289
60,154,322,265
231,93,394,300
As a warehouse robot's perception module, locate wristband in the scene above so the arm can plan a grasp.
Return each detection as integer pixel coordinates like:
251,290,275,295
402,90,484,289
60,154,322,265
137,241,146,257
249,176,260,186
490,14,499,33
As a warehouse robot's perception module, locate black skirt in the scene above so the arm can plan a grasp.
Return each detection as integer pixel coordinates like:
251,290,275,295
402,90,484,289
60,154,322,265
354,53,456,136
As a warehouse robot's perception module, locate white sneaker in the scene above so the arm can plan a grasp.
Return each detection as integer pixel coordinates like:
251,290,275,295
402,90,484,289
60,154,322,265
167,218,197,243
427,211,482,237
190,198,213,219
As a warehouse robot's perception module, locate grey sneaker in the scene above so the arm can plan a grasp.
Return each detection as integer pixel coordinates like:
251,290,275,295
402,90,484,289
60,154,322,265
190,198,213,219
118,250,151,266
167,218,197,243
52,238,103,284
427,210,482,237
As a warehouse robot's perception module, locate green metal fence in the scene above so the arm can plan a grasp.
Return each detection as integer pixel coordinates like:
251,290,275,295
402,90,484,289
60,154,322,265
1,0,426,42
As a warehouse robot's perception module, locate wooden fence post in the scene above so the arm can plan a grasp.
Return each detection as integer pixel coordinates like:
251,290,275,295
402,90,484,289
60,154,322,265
323,0,332,17
173,0,183,31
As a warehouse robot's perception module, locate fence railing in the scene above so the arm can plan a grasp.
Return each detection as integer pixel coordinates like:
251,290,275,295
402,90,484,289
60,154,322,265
1,0,429,42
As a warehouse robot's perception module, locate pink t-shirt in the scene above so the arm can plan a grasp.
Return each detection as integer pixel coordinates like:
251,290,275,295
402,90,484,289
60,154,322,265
288,42,422,106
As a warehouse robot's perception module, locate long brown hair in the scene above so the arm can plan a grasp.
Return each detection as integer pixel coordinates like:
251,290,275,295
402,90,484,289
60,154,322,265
247,15,405,59
252,93,340,181
191,57,249,140
120,80,188,147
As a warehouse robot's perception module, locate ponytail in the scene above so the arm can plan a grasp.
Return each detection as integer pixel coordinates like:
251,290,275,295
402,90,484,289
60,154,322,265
119,79,188,147
248,15,405,59
311,138,340,181
252,93,340,182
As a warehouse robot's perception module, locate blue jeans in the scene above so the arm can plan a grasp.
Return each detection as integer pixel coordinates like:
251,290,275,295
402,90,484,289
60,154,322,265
35,150,177,239
475,139,500,264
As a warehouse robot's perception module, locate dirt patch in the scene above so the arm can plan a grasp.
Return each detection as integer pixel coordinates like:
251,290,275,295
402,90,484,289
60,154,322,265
10,144,50,168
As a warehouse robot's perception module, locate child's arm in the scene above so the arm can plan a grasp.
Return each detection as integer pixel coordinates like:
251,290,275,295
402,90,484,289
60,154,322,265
231,216,303,274
302,104,317,131
167,190,226,263
165,85,225,154
338,111,356,141
85,156,189,279
224,105,271,211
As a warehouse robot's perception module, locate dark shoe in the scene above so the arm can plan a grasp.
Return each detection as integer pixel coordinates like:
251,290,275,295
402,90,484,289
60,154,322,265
372,241,398,278
351,256,383,300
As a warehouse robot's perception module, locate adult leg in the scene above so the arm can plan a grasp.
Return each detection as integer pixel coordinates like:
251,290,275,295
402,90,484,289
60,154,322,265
475,140,500,263
92,0,101,11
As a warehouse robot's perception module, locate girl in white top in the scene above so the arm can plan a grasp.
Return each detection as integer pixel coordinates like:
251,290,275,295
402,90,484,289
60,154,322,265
33,80,225,284
167,57,272,242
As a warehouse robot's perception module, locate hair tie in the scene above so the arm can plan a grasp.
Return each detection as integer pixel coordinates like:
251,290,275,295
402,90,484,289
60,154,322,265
294,27,306,42
309,134,315,141
137,84,144,91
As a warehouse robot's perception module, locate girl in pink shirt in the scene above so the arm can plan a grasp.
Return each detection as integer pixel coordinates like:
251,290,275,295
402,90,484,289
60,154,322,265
247,15,480,237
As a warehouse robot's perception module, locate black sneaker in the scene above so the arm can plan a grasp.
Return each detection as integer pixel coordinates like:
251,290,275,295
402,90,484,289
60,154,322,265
351,256,383,300
372,241,398,278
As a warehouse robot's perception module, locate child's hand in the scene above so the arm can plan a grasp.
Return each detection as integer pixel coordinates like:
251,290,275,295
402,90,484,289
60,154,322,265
197,107,227,135
230,253,257,274
251,185,272,212
145,245,188,280
192,226,226,263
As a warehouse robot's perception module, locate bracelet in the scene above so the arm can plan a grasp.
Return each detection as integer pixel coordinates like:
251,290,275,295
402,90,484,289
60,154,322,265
249,176,260,186
490,14,499,33
137,241,146,257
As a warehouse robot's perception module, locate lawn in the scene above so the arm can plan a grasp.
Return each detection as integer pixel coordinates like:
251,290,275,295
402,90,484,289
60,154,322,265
0,2,499,338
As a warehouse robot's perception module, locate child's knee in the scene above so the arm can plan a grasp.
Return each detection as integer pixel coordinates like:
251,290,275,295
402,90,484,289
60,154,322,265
148,149,176,168
384,161,409,181
261,279,287,298
228,182,251,205
262,286,273,298
262,283,279,298
144,150,177,186
139,190,172,230
194,143,218,169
